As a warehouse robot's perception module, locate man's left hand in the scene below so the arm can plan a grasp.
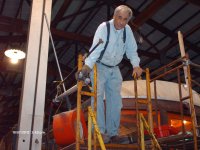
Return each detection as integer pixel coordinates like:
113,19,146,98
132,66,143,78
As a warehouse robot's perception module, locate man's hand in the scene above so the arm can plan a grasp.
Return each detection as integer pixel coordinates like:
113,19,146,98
132,66,143,78
82,65,92,76
75,65,91,81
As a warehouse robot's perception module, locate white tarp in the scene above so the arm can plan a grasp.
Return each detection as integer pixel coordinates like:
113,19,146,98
121,80,200,107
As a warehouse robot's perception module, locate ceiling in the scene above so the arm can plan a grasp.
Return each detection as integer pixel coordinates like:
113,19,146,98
0,0,200,140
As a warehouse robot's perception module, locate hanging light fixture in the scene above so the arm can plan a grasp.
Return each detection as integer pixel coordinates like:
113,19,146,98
4,3,26,64
4,49,26,64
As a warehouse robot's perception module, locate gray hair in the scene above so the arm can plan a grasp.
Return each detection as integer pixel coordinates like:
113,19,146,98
113,5,133,21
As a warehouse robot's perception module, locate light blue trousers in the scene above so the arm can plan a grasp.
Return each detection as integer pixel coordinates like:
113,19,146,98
90,63,122,137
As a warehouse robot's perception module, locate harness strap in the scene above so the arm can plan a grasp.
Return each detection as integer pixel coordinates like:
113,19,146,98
98,22,110,60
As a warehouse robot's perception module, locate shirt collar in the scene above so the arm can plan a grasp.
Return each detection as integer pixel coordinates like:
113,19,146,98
110,19,124,33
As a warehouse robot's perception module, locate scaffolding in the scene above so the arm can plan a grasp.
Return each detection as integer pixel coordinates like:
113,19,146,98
149,31,200,150
61,32,200,150
72,54,161,150
60,52,199,150
133,68,161,150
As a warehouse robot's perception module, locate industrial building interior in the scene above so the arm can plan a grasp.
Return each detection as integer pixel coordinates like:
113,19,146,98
0,0,200,149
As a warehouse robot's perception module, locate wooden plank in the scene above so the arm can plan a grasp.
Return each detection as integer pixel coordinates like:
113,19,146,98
132,0,169,30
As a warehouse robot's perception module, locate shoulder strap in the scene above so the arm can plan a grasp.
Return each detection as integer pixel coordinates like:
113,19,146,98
98,21,110,61
123,27,126,43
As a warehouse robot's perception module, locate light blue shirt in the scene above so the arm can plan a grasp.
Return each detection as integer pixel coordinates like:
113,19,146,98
85,19,140,69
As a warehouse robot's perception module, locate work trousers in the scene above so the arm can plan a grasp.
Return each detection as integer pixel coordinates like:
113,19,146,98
90,63,122,136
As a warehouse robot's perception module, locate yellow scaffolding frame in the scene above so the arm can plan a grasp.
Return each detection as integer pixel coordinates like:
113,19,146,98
71,31,199,150
75,54,161,150
134,68,157,149
88,106,106,150
139,113,161,150
149,32,199,150
75,57,161,149
76,54,106,150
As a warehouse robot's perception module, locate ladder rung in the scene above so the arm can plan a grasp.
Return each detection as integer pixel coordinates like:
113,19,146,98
80,91,95,97
98,143,139,149
137,100,148,104
180,96,190,101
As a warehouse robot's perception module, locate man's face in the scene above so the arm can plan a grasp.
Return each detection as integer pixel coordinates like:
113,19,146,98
113,10,129,30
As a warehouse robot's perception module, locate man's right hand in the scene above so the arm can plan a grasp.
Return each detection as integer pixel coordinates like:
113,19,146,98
75,65,91,81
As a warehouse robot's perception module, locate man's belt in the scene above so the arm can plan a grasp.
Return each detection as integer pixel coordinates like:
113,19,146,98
97,61,118,68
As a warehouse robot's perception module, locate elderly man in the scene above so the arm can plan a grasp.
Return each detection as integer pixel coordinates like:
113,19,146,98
79,5,142,143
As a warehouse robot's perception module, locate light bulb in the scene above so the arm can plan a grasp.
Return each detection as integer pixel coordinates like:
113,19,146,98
10,58,18,64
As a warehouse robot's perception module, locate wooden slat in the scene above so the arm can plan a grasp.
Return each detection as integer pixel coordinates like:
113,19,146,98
132,0,169,30
51,0,72,26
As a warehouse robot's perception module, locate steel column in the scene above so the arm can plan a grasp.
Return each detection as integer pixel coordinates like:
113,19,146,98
17,0,52,149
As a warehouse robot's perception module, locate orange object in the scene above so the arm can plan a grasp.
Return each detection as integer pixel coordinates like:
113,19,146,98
144,125,179,138
154,125,170,138
53,109,87,145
